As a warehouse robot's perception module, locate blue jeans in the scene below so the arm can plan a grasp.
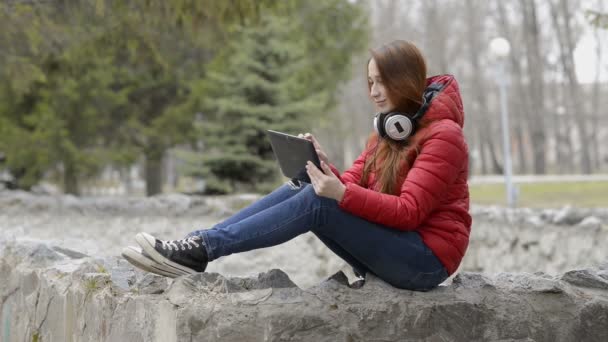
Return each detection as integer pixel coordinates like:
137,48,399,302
187,182,448,291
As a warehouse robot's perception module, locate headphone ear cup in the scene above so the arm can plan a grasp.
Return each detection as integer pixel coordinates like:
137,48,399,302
373,112,387,137
383,112,414,141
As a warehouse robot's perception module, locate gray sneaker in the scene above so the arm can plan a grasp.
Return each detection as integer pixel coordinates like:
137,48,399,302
121,246,184,278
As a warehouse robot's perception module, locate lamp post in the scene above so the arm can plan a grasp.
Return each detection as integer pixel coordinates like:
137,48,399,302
489,37,517,208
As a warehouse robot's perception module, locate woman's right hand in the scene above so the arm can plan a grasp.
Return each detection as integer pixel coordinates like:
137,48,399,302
298,132,330,166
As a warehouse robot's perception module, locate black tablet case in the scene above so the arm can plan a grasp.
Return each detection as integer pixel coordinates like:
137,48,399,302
266,130,321,184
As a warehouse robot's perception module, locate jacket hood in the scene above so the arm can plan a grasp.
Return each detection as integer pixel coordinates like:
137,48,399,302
419,74,464,128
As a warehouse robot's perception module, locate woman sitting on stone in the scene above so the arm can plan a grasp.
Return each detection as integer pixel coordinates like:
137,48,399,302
122,40,471,291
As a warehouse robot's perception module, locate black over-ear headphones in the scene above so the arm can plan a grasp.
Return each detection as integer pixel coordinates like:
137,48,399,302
372,83,444,141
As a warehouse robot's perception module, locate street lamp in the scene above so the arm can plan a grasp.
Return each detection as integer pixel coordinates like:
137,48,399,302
489,37,517,208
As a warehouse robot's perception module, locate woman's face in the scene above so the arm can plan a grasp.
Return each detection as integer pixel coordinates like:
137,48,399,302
368,58,395,113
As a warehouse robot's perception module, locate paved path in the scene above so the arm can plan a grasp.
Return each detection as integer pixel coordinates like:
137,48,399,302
469,174,608,184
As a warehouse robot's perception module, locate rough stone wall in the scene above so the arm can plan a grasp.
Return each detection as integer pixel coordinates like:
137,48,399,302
1,190,608,341
462,205,608,275
1,241,608,342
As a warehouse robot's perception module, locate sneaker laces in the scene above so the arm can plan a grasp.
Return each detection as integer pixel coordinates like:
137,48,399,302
161,236,201,251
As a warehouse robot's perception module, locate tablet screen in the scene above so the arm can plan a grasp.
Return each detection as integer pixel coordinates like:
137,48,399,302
266,130,321,183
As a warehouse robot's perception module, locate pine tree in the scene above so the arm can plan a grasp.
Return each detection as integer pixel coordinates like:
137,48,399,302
193,16,325,194
0,1,131,193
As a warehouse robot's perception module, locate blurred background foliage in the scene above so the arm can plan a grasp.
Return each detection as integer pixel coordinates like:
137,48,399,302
0,0,368,195
1,0,607,204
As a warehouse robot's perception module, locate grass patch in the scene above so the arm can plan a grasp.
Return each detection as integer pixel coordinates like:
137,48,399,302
96,265,108,274
469,181,608,208
84,278,99,292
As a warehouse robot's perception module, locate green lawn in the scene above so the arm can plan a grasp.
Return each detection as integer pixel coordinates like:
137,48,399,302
469,181,608,208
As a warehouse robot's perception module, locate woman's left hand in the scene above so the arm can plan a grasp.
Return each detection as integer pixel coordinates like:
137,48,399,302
306,160,346,202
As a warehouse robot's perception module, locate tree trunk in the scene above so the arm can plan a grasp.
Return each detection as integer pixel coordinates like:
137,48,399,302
478,129,489,174
64,162,80,196
422,0,449,74
145,148,164,196
520,0,547,174
590,0,604,171
496,0,530,174
120,166,134,195
552,80,575,173
465,0,498,175
488,139,504,174
549,0,592,174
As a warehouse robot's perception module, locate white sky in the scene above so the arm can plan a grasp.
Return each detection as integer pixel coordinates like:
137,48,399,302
574,0,607,83
575,27,607,83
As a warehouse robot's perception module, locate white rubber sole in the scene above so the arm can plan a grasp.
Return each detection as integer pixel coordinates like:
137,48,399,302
121,246,183,278
135,232,198,276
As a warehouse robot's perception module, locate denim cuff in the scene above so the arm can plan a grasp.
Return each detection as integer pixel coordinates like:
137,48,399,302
199,230,215,261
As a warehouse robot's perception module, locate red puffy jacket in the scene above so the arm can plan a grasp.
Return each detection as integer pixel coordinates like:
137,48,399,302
329,74,471,275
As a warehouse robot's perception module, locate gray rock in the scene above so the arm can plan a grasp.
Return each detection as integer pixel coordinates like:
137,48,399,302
110,266,136,292
494,272,564,293
540,208,557,222
0,190,218,217
166,269,297,301
51,246,89,259
525,215,545,227
452,272,494,289
135,273,169,294
30,182,61,195
3,242,608,342
249,268,298,289
8,241,66,267
571,300,608,342
561,269,608,289
553,206,586,225
578,216,602,230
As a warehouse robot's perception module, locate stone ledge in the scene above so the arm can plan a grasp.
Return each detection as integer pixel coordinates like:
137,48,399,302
3,189,607,227
0,190,263,218
1,241,608,342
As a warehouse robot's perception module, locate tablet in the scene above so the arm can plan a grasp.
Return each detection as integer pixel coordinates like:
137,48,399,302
266,129,321,183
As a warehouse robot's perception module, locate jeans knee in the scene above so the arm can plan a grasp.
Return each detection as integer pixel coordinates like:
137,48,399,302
300,183,314,193
302,185,337,205
299,183,319,201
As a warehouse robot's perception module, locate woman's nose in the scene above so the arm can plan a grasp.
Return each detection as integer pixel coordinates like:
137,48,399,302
370,84,380,98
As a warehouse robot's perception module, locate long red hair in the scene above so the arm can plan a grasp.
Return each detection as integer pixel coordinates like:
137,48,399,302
360,40,428,195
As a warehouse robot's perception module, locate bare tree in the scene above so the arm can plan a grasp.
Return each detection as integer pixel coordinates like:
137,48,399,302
549,0,593,174
421,0,450,74
590,0,604,171
495,0,531,174
519,0,549,174
465,0,502,174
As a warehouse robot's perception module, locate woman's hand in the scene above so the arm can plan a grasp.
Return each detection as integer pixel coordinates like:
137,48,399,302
298,132,329,166
306,160,346,202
